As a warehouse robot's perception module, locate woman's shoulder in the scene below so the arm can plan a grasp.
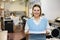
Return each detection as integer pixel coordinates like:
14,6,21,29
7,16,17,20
26,17,33,22
27,18,32,21
41,16,48,21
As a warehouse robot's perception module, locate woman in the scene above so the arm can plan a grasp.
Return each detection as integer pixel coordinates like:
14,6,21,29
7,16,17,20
10,12,19,32
25,4,50,40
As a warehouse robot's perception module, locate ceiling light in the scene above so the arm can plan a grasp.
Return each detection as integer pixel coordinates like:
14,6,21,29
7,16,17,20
12,0,15,1
10,0,15,1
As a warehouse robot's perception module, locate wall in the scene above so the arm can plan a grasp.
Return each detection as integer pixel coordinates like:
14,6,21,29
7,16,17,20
0,2,4,17
1,0,60,19
41,0,60,20
4,1,25,11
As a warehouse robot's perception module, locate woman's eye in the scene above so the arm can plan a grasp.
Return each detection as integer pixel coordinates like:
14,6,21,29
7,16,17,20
37,10,39,11
34,10,39,11
34,10,36,11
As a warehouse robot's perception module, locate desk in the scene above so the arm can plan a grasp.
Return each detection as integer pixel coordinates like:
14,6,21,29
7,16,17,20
49,20,60,27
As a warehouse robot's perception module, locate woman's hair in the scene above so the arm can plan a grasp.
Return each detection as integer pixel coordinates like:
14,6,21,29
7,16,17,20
32,4,42,16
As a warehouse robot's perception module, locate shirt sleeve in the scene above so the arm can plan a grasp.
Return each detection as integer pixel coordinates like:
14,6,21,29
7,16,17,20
46,21,50,32
25,22,29,33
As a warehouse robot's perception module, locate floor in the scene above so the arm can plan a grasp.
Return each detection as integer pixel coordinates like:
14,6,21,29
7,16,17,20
8,33,60,40
8,32,25,40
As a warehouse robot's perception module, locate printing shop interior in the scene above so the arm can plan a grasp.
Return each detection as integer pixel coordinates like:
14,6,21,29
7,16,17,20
0,0,60,40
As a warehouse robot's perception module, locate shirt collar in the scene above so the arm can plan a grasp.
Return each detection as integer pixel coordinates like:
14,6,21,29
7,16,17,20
31,16,43,20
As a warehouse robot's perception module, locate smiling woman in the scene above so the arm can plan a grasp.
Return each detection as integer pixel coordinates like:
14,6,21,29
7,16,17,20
25,4,50,40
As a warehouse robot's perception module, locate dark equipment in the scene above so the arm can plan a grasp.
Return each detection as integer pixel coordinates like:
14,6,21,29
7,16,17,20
4,20,13,33
51,27,60,38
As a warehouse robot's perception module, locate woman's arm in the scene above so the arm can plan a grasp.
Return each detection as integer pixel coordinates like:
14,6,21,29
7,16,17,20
46,21,50,35
25,22,29,40
25,22,29,34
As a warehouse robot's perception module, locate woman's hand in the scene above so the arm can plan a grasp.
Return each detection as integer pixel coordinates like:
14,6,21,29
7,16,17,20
46,31,50,36
25,31,29,40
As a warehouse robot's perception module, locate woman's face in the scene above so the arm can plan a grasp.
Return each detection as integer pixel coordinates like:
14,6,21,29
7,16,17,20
32,7,41,17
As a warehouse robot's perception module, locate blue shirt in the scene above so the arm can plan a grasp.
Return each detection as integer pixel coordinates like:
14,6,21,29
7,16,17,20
25,17,50,34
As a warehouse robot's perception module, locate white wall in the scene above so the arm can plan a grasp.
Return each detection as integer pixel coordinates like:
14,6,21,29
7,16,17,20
41,0,60,20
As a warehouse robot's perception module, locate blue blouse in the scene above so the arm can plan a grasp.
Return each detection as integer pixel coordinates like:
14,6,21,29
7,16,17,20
25,17,50,34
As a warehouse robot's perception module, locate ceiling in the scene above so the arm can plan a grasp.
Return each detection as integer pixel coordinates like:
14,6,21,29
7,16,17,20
0,0,10,2
0,0,22,2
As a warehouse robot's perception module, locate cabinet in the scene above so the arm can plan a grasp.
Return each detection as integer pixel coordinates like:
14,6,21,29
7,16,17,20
0,8,4,30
